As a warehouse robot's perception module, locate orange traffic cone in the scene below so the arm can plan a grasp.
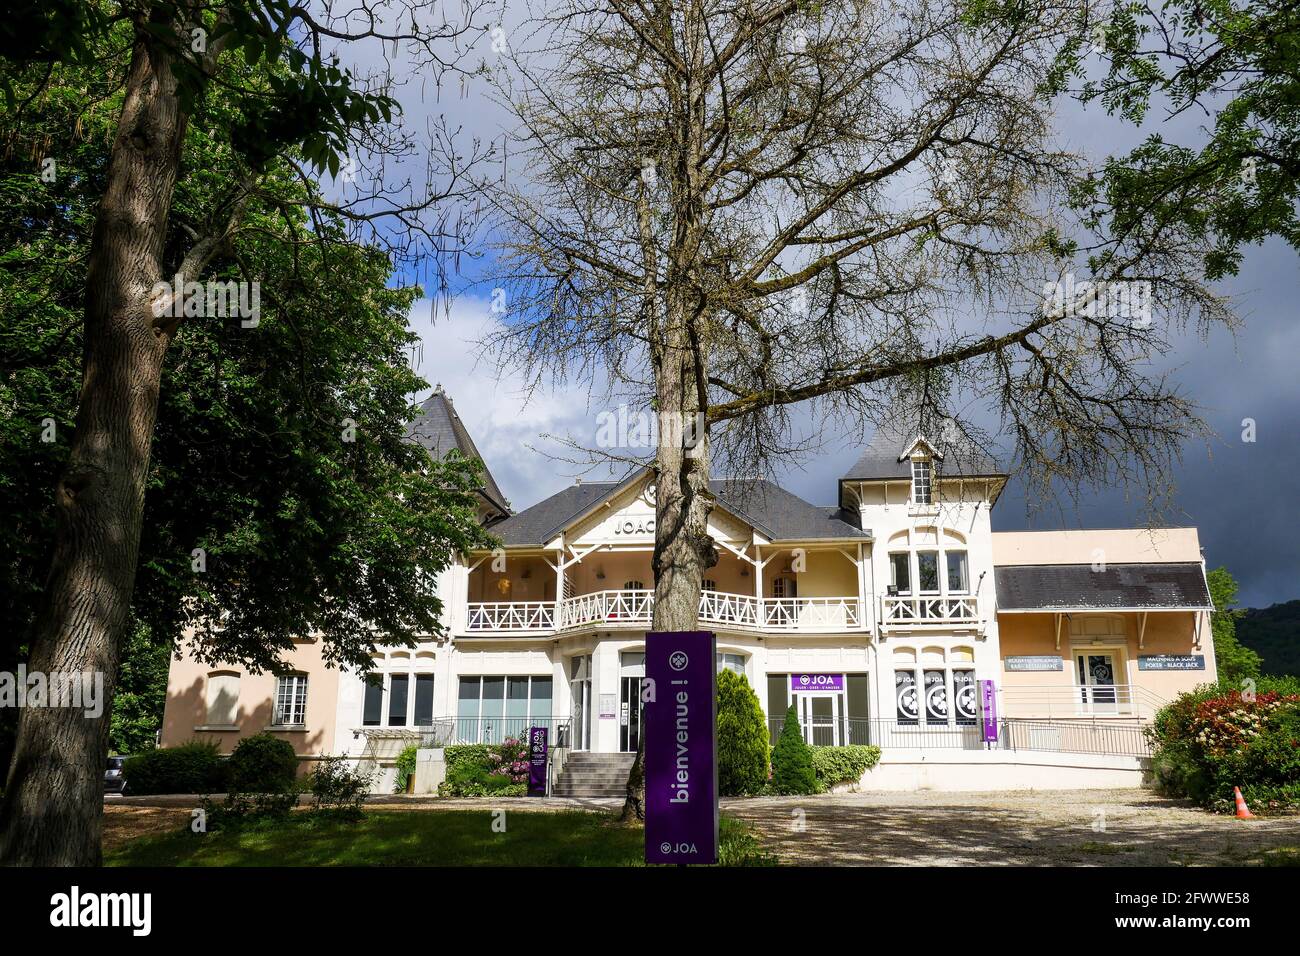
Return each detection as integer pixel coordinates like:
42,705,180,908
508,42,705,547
1233,787,1255,819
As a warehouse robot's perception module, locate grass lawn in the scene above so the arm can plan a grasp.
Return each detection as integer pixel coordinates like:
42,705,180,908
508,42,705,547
105,808,775,867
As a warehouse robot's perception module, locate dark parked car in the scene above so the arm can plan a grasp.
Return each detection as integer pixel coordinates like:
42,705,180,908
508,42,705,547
104,756,128,795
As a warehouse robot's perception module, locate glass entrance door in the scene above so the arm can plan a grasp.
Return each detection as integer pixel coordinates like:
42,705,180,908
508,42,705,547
1076,652,1118,713
620,676,643,752
796,693,841,746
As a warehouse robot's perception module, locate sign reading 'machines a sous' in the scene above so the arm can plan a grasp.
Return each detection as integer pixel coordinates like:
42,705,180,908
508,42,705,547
644,630,718,865
1138,654,1206,671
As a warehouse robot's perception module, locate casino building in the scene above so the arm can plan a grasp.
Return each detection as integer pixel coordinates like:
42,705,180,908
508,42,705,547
161,389,1217,792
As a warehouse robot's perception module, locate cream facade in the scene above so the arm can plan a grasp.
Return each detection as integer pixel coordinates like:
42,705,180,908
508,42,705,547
160,399,1217,790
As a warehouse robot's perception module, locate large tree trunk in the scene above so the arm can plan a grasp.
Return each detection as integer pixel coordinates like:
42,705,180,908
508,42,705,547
0,30,186,865
620,1,714,824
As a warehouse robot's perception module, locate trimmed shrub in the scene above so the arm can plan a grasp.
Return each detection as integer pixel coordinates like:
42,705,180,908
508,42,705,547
717,670,769,795
810,745,881,790
122,740,227,795
228,732,299,794
770,704,818,795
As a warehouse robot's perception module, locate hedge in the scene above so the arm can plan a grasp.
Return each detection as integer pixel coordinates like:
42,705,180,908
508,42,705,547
810,745,881,790
122,740,228,795
438,739,529,797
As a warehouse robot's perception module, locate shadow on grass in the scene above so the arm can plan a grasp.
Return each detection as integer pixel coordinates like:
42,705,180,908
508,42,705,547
105,808,776,867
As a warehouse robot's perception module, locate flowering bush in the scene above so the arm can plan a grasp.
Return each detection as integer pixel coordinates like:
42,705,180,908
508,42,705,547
1149,678,1300,813
486,737,530,783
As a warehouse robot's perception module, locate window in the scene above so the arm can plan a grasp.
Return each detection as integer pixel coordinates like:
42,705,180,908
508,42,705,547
273,674,307,726
702,579,717,592
896,665,979,727
388,674,410,727
362,674,383,726
946,550,969,593
414,674,435,726
204,673,239,726
911,458,932,504
716,653,746,675
889,553,911,593
457,675,553,743
624,579,645,590
917,551,939,592
772,576,797,599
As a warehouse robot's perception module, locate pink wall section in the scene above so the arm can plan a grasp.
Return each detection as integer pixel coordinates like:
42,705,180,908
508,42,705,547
160,637,339,761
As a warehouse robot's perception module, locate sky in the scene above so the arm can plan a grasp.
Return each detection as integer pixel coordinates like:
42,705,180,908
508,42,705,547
345,10,1300,611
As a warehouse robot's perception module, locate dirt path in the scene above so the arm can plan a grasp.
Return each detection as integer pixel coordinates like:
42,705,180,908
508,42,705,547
720,790,1300,866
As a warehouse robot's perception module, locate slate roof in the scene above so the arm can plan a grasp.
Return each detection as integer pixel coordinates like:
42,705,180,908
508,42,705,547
841,418,1004,482
488,472,870,547
408,388,510,515
994,563,1213,612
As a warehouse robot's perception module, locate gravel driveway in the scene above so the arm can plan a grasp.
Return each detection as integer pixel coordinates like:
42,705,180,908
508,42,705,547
719,789,1300,866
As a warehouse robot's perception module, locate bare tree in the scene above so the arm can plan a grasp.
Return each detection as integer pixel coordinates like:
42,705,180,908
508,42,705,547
0,0,490,866
483,0,1229,820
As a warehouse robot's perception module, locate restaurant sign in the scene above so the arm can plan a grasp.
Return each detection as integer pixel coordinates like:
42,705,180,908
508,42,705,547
1004,655,1064,672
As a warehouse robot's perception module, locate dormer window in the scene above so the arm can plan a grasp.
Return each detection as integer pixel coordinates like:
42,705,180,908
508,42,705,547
911,458,933,505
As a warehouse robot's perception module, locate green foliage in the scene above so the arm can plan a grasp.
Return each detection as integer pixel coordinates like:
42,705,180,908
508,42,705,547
1055,0,1300,279
1147,678,1300,813
716,670,769,796
228,733,299,794
122,741,228,795
717,817,779,867
1206,566,1262,685
810,745,882,790
1237,600,1300,677
393,745,419,794
308,756,373,820
770,705,818,795
109,620,170,756
0,44,495,687
438,740,529,797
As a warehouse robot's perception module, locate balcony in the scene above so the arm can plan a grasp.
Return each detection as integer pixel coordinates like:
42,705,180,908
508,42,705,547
463,589,865,636
879,595,980,633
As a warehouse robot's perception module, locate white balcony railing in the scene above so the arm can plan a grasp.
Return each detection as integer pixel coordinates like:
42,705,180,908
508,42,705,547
763,597,862,631
879,595,980,628
465,601,555,632
464,589,867,635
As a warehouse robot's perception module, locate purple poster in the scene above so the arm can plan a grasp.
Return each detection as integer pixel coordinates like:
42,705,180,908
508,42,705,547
527,726,548,797
645,630,718,865
790,673,843,692
979,680,998,743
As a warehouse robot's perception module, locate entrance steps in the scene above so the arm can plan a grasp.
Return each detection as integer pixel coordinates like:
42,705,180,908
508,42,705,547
552,752,635,798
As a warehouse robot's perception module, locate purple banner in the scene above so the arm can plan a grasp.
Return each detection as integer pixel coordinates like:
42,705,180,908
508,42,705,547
527,726,548,797
979,680,998,743
645,630,718,865
790,673,843,692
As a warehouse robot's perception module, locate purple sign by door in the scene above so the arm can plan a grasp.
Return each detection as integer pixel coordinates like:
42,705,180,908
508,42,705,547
527,726,548,797
645,630,718,865
790,673,843,692
979,680,998,743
